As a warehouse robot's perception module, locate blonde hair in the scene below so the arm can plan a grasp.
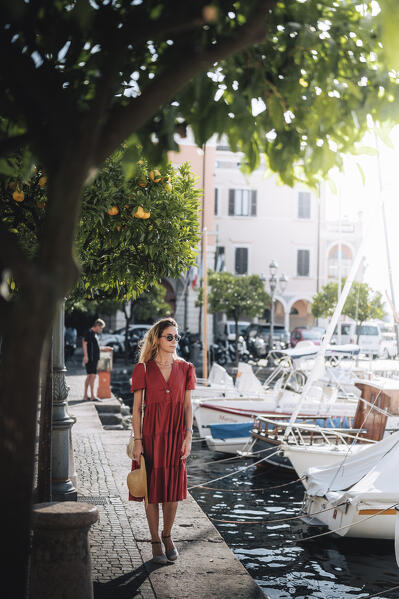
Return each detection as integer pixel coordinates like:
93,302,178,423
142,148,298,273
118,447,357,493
138,318,178,363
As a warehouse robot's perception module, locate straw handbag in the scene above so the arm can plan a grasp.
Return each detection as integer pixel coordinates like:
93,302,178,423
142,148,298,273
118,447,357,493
127,364,148,504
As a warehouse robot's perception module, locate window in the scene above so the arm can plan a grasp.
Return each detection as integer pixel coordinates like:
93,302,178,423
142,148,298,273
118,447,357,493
214,188,219,216
298,192,311,219
215,246,225,272
228,189,257,216
297,249,310,276
235,247,248,275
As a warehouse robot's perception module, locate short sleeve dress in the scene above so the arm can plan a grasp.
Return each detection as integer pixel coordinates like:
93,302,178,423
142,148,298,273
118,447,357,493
129,358,196,504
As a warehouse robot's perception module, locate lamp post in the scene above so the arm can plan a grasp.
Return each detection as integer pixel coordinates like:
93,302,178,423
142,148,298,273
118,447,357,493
268,260,288,351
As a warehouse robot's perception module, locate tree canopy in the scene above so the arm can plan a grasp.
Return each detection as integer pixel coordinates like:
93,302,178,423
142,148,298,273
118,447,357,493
208,271,271,320
1,152,201,301
1,1,399,190
312,280,385,323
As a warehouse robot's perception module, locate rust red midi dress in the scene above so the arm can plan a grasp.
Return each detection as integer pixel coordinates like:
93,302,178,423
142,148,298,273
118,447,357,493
129,358,196,504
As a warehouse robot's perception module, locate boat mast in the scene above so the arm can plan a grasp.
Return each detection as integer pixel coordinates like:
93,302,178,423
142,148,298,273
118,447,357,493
375,133,399,356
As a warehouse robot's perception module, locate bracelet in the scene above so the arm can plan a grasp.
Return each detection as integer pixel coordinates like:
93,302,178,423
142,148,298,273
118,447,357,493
134,438,142,441
186,427,193,433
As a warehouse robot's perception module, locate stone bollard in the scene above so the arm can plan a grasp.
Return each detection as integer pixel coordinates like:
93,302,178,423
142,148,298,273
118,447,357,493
29,501,99,599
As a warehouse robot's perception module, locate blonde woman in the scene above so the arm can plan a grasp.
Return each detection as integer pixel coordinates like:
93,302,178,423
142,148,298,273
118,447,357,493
129,317,196,564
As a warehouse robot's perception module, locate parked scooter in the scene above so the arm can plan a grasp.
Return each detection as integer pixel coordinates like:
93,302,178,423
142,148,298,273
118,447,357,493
210,336,250,366
177,330,192,361
246,334,267,361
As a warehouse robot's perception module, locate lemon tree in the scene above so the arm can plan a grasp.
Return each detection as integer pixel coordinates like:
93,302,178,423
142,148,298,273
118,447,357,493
1,152,200,301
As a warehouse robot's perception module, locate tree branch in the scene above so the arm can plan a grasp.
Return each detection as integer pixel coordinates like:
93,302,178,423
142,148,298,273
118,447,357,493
94,0,277,165
0,134,30,159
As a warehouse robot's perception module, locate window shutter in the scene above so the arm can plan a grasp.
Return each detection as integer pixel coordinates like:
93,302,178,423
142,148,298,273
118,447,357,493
228,190,235,215
235,248,248,275
251,190,257,216
297,250,310,276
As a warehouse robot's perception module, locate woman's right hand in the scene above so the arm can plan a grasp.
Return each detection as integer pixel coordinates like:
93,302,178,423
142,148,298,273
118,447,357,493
132,439,143,463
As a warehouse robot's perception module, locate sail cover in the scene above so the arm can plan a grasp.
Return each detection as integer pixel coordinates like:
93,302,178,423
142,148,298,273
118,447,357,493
305,430,399,507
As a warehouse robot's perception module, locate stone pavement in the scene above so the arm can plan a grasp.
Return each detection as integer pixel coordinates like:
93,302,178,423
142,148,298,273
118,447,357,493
67,372,267,599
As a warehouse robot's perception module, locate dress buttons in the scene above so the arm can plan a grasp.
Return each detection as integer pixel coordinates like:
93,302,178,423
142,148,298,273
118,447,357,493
166,389,170,393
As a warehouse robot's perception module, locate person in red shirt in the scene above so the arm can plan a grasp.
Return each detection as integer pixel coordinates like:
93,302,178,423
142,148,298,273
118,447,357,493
130,317,196,564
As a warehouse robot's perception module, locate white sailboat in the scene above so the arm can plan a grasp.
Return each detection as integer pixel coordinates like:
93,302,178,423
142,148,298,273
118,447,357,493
301,429,399,539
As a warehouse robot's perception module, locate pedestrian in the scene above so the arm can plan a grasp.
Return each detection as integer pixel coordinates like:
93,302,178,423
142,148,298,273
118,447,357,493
82,318,108,400
130,317,196,564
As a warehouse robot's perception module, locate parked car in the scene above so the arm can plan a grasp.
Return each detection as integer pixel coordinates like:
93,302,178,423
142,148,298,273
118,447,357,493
100,324,151,355
244,323,290,351
379,331,398,359
332,321,381,358
290,326,326,348
217,320,251,342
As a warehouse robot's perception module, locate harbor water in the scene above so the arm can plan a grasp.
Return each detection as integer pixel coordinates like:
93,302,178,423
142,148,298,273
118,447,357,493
188,441,399,599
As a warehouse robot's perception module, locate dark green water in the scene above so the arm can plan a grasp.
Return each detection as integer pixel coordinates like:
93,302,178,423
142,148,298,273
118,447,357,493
188,442,399,599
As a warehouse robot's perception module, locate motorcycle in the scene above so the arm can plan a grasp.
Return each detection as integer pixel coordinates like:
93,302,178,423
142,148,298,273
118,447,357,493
211,336,250,366
177,330,192,361
246,334,267,361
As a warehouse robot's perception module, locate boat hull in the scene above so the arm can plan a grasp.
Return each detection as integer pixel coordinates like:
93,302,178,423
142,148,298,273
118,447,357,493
284,444,369,479
304,494,395,539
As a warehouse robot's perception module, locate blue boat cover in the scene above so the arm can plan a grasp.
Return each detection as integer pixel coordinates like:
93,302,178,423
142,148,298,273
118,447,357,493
209,422,253,439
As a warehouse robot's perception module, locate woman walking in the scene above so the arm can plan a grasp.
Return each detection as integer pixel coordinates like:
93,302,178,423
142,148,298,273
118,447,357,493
130,317,196,564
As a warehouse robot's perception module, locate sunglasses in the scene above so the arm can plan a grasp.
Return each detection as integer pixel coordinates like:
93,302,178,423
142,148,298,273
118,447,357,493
161,334,181,342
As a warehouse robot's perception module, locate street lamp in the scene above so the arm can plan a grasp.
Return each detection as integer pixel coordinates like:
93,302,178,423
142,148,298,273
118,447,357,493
268,261,288,351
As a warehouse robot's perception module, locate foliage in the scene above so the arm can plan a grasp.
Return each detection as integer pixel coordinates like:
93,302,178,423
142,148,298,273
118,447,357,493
2,2,399,190
343,281,385,324
1,153,201,301
208,271,270,320
312,280,385,324
125,284,172,324
311,281,339,319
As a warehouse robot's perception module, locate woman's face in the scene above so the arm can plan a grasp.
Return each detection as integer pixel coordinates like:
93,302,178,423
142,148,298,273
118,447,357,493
157,325,179,355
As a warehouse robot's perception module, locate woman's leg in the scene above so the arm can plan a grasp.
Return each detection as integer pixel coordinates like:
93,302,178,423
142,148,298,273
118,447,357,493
161,502,178,552
145,503,163,556
89,373,96,398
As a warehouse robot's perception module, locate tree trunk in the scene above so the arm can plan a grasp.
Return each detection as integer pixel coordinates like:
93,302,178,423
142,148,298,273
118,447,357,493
0,292,56,597
0,145,92,596
122,301,133,364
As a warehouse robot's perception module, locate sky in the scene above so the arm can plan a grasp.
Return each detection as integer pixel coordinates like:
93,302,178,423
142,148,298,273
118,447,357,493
324,124,399,318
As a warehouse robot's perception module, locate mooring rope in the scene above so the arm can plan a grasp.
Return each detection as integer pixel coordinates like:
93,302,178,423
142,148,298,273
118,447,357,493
188,444,280,469
364,584,399,598
187,450,281,490
209,502,346,525
196,476,304,493
286,503,398,543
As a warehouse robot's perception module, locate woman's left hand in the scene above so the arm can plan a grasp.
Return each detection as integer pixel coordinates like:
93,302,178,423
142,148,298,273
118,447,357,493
181,437,192,460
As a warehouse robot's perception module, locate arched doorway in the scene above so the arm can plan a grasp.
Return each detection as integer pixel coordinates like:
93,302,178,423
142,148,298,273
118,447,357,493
274,299,285,326
289,299,314,330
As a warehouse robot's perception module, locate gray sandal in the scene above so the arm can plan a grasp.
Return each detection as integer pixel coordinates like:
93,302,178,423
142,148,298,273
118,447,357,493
150,541,167,565
162,534,179,561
